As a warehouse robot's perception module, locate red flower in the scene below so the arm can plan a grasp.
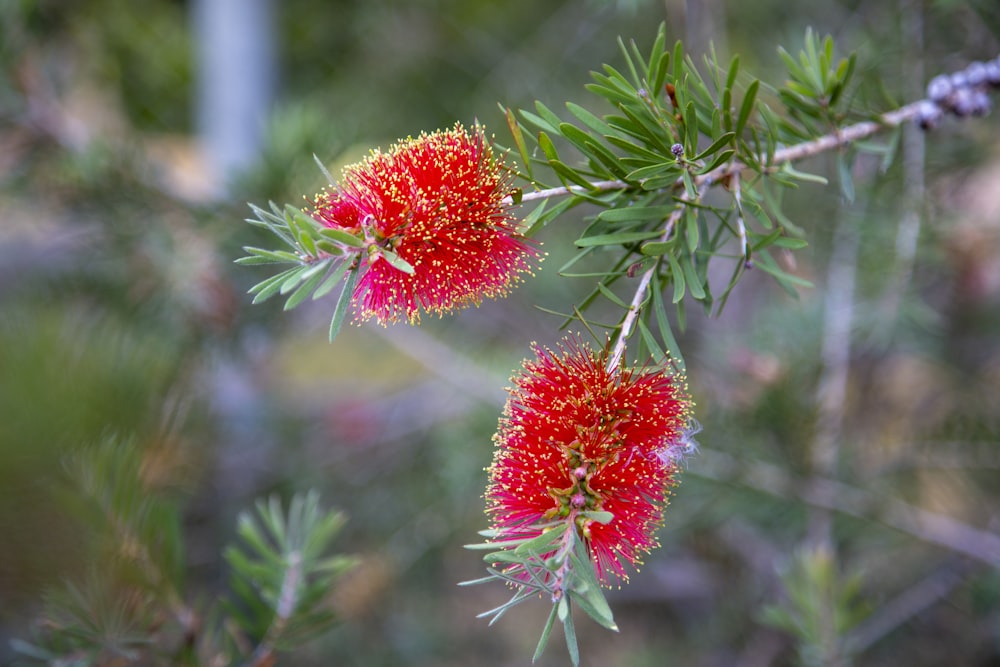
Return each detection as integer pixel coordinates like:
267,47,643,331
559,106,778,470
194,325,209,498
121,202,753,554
312,123,537,325
486,337,693,584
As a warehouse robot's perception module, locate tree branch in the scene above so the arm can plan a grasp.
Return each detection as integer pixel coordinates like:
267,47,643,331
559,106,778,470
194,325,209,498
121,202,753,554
695,448,1000,566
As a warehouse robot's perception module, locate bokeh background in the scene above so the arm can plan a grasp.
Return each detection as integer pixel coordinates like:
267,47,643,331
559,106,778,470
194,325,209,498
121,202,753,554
2,1,1000,665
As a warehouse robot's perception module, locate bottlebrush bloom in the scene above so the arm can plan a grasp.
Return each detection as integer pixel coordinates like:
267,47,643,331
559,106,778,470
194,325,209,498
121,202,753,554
486,337,693,585
312,123,538,325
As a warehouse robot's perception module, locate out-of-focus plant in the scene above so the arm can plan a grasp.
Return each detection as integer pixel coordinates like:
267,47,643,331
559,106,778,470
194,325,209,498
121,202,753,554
11,435,356,667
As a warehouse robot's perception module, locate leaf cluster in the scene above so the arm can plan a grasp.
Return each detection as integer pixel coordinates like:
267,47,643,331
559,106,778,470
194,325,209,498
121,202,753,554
224,492,358,655
500,25,841,364
460,512,617,666
12,436,356,667
237,200,366,342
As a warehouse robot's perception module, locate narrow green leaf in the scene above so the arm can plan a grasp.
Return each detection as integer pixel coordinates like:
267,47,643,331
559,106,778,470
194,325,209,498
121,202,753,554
698,148,736,176
284,263,329,311
754,249,813,292
562,602,580,667
570,581,618,633
637,317,665,360
549,159,598,190
280,266,308,295
520,109,559,135
537,131,559,162
652,274,685,368
514,523,568,556
237,247,300,265
684,101,698,152
534,101,565,133
624,162,678,182
505,106,533,179
651,51,671,95
597,282,628,308
684,208,700,254
250,268,299,303
725,54,740,94
575,230,663,247
532,604,559,663
241,247,302,264
318,227,364,248
692,132,735,161
736,79,760,137
329,264,360,342
313,154,337,187
584,80,640,106
565,102,613,136
667,253,686,303
680,253,705,300
379,248,415,274
640,241,671,256
298,229,318,258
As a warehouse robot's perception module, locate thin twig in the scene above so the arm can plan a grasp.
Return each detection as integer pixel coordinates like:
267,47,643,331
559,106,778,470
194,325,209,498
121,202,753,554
505,100,930,207
513,98,932,369
695,448,1000,566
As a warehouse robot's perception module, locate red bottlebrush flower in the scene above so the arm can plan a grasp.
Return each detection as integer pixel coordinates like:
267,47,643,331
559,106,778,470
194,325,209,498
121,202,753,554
312,123,538,325
486,337,693,584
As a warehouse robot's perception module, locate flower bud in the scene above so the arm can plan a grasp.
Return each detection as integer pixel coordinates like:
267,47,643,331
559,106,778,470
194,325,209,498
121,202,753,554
927,74,952,103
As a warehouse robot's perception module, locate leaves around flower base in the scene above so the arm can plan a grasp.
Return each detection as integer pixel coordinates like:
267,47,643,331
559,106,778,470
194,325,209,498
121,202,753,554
499,24,866,364
237,201,364,341
460,512,618,667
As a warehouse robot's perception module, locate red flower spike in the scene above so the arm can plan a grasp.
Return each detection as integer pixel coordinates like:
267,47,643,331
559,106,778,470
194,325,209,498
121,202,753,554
486,337,693,585
312,123,538,325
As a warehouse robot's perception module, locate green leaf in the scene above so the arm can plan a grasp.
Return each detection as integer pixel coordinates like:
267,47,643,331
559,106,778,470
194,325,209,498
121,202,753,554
514,523,568,556
318,227,365,248
684,101,698,153
312,259,354,300
280,266,309,295
562,604,580,667
329,264,360,342
504,106,533,179
537,131,559,162
378,248,415,274
692,132,735,161
575,231,663,248
697,148,736,175
520,109,559,135
680,252,705,300
652,274,685,369
640,241,671,256
534,100,565,133
597,282,628,308
624,162,679,183
284,262,330,311
313,154,337,186
565,102,613,137
736,79,759,138
637,317,665,360
666,253,686,303
251,267,301,304
532,604,559,663
597,205,674,224
237,247,302,265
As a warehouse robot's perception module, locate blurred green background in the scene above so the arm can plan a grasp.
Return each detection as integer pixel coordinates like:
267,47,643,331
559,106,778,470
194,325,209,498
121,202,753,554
2,0,1000,665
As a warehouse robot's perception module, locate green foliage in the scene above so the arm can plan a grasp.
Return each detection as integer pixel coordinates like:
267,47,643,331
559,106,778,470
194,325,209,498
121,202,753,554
238,201,368,341
760,547,871,667
12,435,356,667
500,24,841,365
224,492,358,655
461,512,617,667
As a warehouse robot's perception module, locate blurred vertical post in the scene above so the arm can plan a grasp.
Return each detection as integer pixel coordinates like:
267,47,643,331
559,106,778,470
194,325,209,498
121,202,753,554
193,0,275,197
